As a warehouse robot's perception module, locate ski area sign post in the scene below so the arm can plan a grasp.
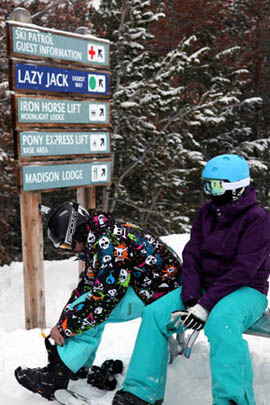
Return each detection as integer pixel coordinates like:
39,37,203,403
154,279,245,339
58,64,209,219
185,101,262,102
7,11,112,330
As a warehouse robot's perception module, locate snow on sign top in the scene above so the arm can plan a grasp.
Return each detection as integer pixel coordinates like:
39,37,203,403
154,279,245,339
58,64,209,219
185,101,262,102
7,21,110,69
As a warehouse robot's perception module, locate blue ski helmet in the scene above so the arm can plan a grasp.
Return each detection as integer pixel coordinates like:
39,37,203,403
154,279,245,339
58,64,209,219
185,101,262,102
202,154,250,183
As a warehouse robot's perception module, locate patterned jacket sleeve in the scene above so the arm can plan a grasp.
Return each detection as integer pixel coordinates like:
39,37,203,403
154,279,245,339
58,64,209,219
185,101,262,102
57,234,131,337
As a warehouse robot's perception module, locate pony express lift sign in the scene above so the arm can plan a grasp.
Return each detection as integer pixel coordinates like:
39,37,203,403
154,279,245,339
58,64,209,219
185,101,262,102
7,21,110,69
18,130,111,158
11,62,110,97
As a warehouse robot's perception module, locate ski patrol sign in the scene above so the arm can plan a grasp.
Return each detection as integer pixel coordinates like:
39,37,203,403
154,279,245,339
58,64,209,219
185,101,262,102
7,22,110,68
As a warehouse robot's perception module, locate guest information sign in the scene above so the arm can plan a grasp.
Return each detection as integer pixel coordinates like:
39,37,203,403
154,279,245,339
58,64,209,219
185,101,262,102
7,22,110,68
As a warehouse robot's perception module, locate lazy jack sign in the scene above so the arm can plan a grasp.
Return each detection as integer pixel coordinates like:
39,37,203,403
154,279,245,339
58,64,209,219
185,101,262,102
11,62,110,97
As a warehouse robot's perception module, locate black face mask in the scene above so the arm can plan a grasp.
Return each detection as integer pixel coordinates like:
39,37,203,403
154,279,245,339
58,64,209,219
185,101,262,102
211,190,233,206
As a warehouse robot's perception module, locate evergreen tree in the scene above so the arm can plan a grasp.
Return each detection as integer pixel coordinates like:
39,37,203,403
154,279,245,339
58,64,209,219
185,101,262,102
94,0,266,234
0,0,96,264
149,0,270,209
0,0,25,264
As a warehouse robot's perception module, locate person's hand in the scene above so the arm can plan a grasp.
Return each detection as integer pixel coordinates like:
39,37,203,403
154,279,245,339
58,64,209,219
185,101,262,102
50,325,65,346
170,310,188,329
169,299,199,329
181,304,209,331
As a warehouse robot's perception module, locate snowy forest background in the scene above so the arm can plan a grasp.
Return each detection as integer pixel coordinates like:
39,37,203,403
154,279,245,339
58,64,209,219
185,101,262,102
0,0,269,265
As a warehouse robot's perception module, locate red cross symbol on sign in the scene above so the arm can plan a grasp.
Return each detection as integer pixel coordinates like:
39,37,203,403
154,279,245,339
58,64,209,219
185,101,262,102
88,45,96,60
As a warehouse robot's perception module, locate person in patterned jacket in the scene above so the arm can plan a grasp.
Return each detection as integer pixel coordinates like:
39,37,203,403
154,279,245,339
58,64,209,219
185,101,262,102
15,202,182,404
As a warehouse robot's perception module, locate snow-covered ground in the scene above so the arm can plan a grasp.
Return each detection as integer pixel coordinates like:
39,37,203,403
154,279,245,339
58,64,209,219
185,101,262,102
1,234,270,405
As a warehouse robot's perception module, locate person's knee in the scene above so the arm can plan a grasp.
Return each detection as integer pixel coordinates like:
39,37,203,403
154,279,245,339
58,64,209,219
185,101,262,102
205,307,242,341
141,302,169,335
140,290,183,335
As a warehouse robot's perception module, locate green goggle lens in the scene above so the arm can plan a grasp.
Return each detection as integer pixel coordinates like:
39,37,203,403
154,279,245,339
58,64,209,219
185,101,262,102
203,179,225,196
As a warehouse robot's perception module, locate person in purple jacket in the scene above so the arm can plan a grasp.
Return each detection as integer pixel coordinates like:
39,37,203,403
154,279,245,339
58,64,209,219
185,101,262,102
178,153,270,404
114,153,270,405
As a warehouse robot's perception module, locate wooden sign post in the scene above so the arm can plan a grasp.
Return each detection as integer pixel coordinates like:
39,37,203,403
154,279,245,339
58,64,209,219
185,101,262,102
7,10,112,330
20,191,45,329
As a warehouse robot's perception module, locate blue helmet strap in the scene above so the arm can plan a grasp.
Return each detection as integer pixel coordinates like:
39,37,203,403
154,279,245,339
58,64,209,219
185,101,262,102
64,202,79,246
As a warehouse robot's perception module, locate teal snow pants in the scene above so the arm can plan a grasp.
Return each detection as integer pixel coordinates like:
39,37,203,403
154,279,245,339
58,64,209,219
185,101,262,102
204,286,267,405
57,286,145,373
121,287,185,403
58,285,266,405
57,286,184,404
121,287,267,405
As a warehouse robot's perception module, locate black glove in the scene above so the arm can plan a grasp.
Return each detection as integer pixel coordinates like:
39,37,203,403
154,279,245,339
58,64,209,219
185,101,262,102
169,299,199,330
181,304,209,331
184,299,198,309
87,359,123,390
101,359,123,374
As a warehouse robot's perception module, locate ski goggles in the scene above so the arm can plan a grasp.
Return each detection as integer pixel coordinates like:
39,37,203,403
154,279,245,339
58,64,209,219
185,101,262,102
202,177,250,196
47,229,74,250
55,242,73,250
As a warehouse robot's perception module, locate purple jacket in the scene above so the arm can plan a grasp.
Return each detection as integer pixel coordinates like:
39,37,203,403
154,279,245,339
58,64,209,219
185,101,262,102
181,186,270,311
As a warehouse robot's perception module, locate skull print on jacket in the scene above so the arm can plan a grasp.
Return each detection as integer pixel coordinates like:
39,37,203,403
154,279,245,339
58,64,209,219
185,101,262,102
57,211,182,337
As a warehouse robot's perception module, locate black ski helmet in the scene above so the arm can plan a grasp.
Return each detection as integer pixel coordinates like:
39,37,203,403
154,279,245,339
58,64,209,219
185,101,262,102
47,201,89,249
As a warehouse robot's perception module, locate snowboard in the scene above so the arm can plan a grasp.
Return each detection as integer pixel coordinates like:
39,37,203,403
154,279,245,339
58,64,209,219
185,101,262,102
54,389,91,405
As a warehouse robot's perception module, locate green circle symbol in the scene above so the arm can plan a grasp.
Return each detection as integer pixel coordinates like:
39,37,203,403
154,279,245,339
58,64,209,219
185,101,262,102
89,76,96,90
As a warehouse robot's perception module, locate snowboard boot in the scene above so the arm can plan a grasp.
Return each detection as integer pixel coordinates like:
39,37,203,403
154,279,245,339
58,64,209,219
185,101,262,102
112,390,163,405
14,335,71,400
